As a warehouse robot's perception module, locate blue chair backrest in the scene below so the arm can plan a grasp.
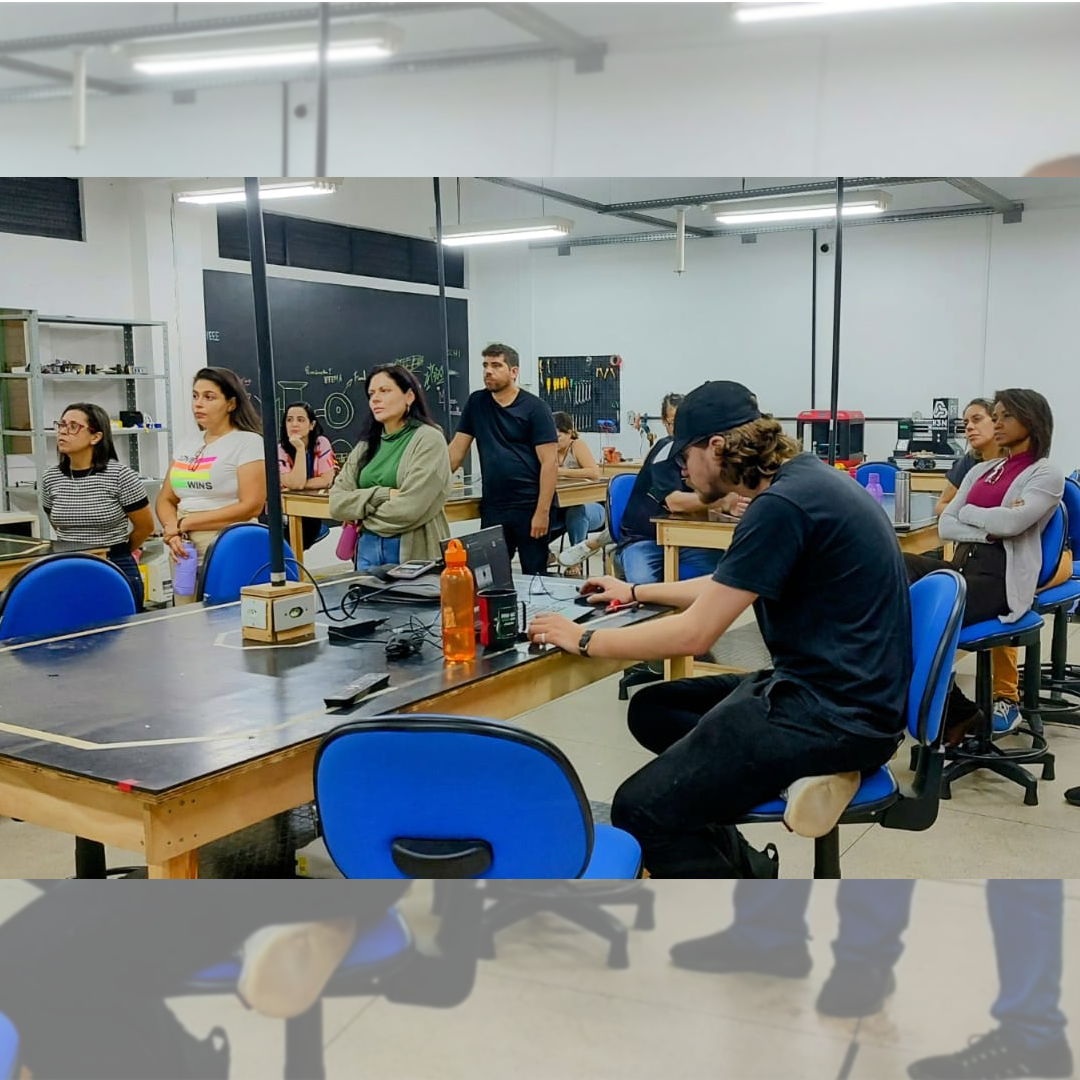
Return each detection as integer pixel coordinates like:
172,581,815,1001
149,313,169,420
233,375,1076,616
196,523,300,604
607,473,637,543
855,462,898,493
1037,504,1067,589
314,715,595,878
0,1011,17,1080
907,569,966,745
1062,478,1080,554
0,553,136,642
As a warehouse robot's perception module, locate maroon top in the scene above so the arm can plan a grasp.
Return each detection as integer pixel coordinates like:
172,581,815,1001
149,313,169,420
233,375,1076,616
963,451,1036,509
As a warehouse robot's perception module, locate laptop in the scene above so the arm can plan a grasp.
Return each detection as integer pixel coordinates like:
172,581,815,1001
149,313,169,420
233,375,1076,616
439,526,514,592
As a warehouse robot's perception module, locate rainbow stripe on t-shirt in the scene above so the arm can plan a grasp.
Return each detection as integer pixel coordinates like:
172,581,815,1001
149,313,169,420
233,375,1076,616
171,454,216,493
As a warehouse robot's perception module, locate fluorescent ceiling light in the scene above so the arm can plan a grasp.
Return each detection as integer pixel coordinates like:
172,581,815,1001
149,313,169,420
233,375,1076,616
734,1,953,22
126,23,401,76
708,190,891,226
175,180,338,205
435,218,574,247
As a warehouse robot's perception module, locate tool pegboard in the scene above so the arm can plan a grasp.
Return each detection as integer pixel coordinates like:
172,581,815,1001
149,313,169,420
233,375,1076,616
537,355,622,434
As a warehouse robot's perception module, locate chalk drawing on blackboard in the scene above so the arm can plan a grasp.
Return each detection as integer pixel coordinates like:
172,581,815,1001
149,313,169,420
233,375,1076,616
332,438,353,462
323,392,355,430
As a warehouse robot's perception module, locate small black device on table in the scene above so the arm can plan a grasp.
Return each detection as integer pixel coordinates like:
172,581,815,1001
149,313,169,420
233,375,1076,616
324,672,391,709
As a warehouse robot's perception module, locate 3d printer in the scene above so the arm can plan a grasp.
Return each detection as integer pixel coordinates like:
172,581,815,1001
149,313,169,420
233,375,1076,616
796,410,865,468
892,398,964,471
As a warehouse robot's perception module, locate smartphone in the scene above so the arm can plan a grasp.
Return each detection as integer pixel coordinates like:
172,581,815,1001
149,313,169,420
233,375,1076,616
387,560,440,580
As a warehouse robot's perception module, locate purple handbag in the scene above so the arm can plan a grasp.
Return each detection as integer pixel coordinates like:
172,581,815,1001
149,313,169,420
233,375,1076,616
335,521,359,562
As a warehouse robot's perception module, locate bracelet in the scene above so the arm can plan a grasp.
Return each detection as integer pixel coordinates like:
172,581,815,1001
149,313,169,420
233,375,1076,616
630,583,639,603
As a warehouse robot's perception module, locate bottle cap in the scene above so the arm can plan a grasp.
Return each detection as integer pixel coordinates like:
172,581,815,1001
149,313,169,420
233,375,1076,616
443,538,467,566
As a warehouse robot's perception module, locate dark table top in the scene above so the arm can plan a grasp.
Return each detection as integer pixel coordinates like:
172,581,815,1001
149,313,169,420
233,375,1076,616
0,535,106,562
0,575,658,796
880,491,938,533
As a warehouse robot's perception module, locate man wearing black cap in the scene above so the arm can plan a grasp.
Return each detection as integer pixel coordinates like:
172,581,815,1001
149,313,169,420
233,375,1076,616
527,380,912,877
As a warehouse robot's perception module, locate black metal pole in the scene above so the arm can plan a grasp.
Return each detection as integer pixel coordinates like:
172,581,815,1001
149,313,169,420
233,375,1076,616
810,227,818,409
244,176,286,584
826,179,844,467
432,177,452,431
315,2,329,177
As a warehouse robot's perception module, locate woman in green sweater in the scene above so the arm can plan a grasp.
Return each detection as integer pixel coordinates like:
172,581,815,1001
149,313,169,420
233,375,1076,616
330,364,451,568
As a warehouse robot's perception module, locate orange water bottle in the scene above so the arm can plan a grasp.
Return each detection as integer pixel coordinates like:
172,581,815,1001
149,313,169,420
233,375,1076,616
440,538,476,662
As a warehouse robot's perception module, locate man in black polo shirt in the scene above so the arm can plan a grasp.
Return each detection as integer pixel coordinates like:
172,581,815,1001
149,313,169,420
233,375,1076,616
527,380,912,877
449,343,558,575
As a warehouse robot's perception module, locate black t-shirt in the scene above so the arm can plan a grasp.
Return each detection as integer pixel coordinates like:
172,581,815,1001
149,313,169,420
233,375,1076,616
618,436,690,543
458,388,557,510
714,454,912,739
946,451,980,489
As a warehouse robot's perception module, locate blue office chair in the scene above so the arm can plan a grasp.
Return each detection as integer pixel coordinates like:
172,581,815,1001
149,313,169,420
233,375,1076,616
314,714,653,968
0,553,140,879
0,1012,18,1080
0,552,136,643
179,888,483,1080
942,505,1066,805
741,569,966,878
607,473,663,700
195,523,300,605
1027,481,1080,720
855,462,899,493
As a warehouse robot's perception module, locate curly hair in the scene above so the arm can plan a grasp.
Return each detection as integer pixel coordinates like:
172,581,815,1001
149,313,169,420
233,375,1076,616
714,416,802,491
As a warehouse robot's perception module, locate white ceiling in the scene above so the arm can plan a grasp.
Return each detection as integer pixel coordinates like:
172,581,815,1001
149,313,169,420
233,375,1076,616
3,2,1080,96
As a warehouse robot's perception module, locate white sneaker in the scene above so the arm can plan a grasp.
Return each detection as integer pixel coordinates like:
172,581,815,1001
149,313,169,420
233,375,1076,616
558,539,596,567
782,773,860,838
238,918,357,1018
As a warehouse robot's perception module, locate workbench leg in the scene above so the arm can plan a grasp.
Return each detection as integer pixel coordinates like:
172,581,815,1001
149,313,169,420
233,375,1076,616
288,516,305,565
148,850,199,879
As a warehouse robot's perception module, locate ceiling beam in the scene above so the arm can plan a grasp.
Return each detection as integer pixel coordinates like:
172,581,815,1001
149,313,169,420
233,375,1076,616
478,177,714,237
944,178,1022,222
484,3,605,72
528,203,1007,249
0,3,482,54
601,178,940,214
0,54,126,94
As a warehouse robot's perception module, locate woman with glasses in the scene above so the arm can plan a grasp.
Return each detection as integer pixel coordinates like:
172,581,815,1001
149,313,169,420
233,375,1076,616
41,403,154,609
904,389,1066,740
156,367,266,605
329,364,450,570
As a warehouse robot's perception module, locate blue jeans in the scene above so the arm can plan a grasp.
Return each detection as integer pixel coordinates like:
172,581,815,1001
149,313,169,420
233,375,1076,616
730,880,1066,1048
564,502,605,545
619,539,720,583
356,530,401,570
107,545,144,611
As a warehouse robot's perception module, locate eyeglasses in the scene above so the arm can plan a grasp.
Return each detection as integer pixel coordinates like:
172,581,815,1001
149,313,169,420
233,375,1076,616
983,459,1008,485
53,420,89,435
674,438,711,471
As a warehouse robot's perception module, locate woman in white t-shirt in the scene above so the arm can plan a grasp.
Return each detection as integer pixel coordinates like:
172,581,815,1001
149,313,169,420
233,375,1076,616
156,367,266,604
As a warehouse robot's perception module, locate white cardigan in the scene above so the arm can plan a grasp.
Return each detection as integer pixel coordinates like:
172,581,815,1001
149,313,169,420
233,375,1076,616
938,457,1065,623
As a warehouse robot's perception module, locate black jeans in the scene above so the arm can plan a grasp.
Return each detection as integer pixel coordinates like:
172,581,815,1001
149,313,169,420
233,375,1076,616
108,544,144,611
0,881,410,1078
481,506,551,576
612,671,900,878
904,542,1007,626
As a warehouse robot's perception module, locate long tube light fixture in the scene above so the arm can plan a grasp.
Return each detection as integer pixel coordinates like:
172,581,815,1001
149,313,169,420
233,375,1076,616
707,190,891,226
125,23,401,76
175,179,338,205
434,217,574,247
734,1,954,22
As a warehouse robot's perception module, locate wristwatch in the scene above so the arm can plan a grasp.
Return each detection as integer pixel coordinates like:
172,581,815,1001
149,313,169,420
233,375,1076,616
578,629,596,656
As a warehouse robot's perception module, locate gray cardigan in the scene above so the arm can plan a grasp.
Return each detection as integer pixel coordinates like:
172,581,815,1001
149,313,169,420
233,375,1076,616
328,423,452,562
938,457,1065,623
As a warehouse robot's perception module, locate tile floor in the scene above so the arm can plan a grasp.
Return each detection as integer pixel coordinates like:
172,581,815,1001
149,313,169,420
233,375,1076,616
1,613,1079,879
0,879,1076,1079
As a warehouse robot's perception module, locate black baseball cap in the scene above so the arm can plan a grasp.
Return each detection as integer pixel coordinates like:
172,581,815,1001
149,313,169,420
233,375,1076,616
670,381,762,459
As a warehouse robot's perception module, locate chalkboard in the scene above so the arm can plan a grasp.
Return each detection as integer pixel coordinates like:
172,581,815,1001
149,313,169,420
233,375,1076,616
202,270,469,463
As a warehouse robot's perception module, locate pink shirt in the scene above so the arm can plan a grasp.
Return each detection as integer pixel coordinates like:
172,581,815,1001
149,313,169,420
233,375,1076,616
278,435,335,478
963,451,1036,510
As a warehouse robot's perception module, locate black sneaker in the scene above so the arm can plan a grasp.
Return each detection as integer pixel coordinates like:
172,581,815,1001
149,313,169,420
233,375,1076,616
670,928,812,977
943,685,984,748
908,1028,1073,1079
1065,786,1080,808
816,961,897,1018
